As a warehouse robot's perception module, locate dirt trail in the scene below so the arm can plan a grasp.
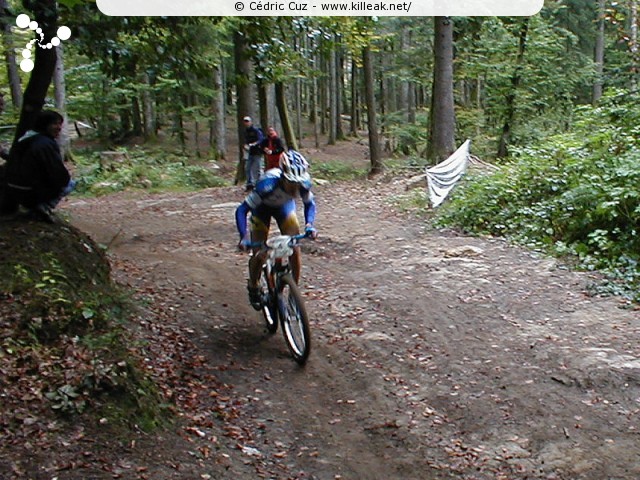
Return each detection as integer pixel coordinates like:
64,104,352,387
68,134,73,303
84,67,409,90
66,176,640,480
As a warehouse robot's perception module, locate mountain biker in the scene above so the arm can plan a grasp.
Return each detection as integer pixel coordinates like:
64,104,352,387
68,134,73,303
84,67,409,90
235,150,317,310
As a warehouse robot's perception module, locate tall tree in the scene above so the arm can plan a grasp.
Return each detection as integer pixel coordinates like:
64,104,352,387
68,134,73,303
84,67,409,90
349,58,359,136
0,0,23,109
211,64,226,159
497,18,529,158
363,44,382,174
53,44,70,160
428,17,456,163
275,82,298,150
328,42,338,145
13,0,59,145
630,0,639,88
141,72,156,141
234,29,254,184
593,0,606,103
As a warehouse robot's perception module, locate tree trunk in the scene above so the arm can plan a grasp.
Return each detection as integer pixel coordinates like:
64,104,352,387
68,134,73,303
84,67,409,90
428,17,456,164
400,27,410,114
234,30,253,184
268,84,278,131
142,72,157,141
0,0,23,109
350,57,359,136
630,0,638,89
294,36,303,146
13,0,58,145
211,64,226,159
275,82,298,151
497,18,529,159
363,45,382,175
311,73,320,148
384,44,397,115
98,78,109,142
407,82,416,124
131,96,142,137
258,79,269,132
53,43,71,160
320,50,328,135
403,28,416,124
295,76,303,147
593,0,606,104
328,46,338,145
335,42,345,141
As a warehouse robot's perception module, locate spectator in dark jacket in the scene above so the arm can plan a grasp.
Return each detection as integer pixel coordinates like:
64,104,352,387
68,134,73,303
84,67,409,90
242,116,264,191
260,126,285,171
5,110,75,222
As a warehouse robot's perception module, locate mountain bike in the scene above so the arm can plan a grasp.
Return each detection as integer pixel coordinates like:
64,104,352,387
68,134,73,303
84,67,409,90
248,233,311,365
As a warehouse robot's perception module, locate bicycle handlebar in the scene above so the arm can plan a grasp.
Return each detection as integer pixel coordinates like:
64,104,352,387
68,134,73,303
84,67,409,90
245,231,311,250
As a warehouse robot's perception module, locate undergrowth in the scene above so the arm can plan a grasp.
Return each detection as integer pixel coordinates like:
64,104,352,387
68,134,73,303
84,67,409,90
313,159,368,181
434,90,640,302
72,145,229,196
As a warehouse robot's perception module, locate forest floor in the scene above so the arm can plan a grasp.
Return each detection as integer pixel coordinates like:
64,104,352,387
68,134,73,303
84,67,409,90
4,136,640,479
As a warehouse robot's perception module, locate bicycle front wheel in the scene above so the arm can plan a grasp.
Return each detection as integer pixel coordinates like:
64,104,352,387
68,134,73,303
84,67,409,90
277,274,311,365
260,266,278,334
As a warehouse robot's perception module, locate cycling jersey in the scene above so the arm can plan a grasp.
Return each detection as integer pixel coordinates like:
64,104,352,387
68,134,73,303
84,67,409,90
235,169,316,240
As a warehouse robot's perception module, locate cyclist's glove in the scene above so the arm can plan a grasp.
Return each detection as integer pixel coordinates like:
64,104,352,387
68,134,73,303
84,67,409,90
304,225,317,239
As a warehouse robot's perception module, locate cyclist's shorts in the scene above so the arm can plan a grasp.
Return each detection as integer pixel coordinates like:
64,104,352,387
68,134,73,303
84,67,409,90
250,200,300,235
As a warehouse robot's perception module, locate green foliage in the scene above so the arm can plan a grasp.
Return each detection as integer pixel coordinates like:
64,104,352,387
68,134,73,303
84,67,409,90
391,188,432,217
72,147,229,196
312,160,367,181
9,252,124,342
46,384,85,414
450,15,594,159
63,14,234,142
383,110,429,156
435,91,640,300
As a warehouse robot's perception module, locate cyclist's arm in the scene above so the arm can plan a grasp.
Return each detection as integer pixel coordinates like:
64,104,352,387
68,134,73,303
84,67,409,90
301,189,316,227
235,202,250,240
235,190,263,239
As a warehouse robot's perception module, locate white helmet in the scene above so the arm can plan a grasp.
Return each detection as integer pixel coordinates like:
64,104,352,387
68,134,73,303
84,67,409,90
279,150,311,184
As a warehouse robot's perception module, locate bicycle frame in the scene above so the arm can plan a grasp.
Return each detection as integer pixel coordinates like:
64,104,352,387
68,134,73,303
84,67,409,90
248,232,308,280
247,233,311,364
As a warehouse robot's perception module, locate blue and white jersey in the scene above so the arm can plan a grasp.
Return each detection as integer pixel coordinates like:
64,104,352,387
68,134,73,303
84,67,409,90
245,168,313,210
235,168,316,240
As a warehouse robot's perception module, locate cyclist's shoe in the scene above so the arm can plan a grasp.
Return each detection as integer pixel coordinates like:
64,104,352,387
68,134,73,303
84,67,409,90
29,204,55,224
247,285,262,311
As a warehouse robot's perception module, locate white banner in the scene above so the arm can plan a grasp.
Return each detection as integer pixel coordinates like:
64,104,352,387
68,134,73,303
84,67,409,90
426,139,470,208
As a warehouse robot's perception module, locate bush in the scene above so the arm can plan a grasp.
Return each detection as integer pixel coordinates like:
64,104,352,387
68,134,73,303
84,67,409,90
73,147,229,196
435,90,640,300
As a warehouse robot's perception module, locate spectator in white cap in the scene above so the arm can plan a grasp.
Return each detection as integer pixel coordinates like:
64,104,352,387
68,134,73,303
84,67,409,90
242,116,264,191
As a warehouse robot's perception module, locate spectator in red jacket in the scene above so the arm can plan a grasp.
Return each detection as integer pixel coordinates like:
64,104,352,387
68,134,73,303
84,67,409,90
260,126,285,171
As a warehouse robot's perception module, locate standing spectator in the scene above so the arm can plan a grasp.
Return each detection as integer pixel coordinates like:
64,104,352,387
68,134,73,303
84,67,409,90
260,126,285,171
242,116,264,191
4,110,76,223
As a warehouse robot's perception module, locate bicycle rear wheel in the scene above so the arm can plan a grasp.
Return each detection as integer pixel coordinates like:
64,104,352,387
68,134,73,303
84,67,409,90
277,274,311,365
260,266,278,334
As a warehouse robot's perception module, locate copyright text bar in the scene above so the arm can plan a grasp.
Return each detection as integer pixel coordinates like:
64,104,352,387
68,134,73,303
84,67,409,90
96,0,543,16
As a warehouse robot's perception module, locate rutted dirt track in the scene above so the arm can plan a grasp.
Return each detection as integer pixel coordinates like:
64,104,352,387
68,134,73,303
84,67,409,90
67,176,640,480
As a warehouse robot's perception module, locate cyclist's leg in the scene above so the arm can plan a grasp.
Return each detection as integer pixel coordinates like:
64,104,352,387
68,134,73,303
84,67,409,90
275,200,302,284
248,209,271,289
